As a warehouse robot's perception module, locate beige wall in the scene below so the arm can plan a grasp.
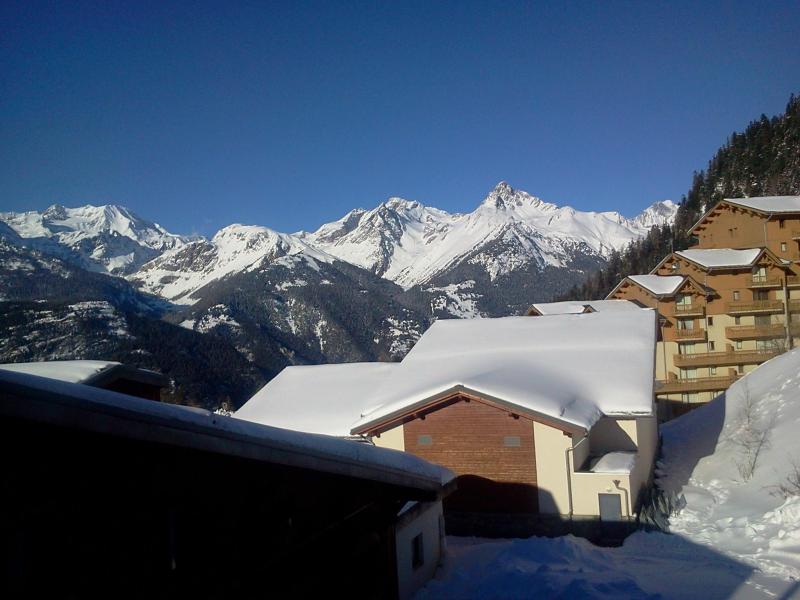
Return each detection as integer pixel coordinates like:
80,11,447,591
571,470,635,517
373,424,405,451
589,418,637,455
395,501,444,600
533,420,572,514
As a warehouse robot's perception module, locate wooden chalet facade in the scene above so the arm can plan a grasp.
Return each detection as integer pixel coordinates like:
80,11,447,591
605,196,800,415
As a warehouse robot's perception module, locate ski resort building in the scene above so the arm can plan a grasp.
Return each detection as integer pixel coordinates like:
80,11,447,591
0,368,452,599
237,310,659,528
606,196,800,414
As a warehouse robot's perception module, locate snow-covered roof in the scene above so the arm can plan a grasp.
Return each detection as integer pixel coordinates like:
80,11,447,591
0,369,453,490
235,363,400,436
527,299,642,316
627,275,685,296
353,310,657,433
725,196,800,214
0,360,120,384
676,248,762,269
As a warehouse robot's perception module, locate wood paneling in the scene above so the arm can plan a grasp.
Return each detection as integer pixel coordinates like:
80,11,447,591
404,396,538,513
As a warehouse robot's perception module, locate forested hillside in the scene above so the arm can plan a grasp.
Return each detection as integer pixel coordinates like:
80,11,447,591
559,93,800,301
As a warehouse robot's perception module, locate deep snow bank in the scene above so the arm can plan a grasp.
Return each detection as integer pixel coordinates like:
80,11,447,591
658,348,800,581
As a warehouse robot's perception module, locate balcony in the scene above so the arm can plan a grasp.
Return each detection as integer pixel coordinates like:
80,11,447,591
790,300,800,313
673,304,705,317
656,375,739,394
787,276,800,288
673,349,781,368
792,230,800,239
674,328,707,341
725,324,785,340
726,300,784,315
747,276,781,288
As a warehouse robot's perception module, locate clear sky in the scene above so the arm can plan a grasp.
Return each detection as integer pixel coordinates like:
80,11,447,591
2,1,799,237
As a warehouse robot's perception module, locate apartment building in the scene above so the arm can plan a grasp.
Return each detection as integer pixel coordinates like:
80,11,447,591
607,196,800,414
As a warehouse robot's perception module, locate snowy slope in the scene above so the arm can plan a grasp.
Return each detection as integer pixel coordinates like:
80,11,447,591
0,204,190,274
131,224,335,303
658,348,800,582
304,183,677,288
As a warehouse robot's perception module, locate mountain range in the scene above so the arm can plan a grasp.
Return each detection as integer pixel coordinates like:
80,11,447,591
0,182,676,408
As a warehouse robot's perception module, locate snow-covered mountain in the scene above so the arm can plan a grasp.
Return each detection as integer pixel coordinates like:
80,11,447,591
0,204,191,275
132,224,335,304
302,182,677,288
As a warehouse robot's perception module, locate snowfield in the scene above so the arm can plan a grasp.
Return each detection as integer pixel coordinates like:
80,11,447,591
416,349,800,599
659,347,800,583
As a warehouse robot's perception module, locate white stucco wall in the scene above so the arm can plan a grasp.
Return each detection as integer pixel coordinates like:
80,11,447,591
395,501,444,600
589,418,638,455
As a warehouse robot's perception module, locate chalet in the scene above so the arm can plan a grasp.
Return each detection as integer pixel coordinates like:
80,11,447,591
0,369,452,599
237,310,659,532
689,195,800,260
608,246,800,413
0,360,168,400
525,298,641,316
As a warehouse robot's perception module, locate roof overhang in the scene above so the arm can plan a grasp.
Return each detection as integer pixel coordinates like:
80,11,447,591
351,384,589,438
0,371,448,497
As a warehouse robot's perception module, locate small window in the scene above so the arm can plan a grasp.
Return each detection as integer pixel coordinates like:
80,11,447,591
780,220,786,229
709,341,715,350
417,435,432,446
411,533,424,570
710,366,717,375
736,340,743,349
707,317,714,326
738,364,744,374
733,291,740,301
735,316,741,325
503,436,521,447
781,242,787,252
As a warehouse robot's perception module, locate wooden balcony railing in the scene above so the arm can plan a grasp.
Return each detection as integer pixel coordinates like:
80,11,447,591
747,276,781,288
656,376,739,394
725,324,785,340
787,276,800,288
674,328,707,341
726,300,784,314
790,300,800,313
792,230,800,239
674,304,704,316
673,349,781,368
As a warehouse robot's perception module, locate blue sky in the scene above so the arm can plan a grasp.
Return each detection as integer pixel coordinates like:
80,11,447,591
1,1,799,237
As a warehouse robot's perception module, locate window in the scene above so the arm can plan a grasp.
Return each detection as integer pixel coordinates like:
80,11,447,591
782,242,788,252
753,266,767,282
735,316,741,325
755,290,768,301
681,392,699,403
707,317,714,326
738,365,744,374
709,341,715,350
503,436,521,447
780,219,786,229
677,318,693,330
417,435,432,446
736,340,743,349
733,291,740,301
671,262,679,271
411,534,424,570
678,343,695,355
710,366,717,375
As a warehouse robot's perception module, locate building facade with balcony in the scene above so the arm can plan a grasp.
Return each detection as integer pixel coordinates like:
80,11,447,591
607,195,800,415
